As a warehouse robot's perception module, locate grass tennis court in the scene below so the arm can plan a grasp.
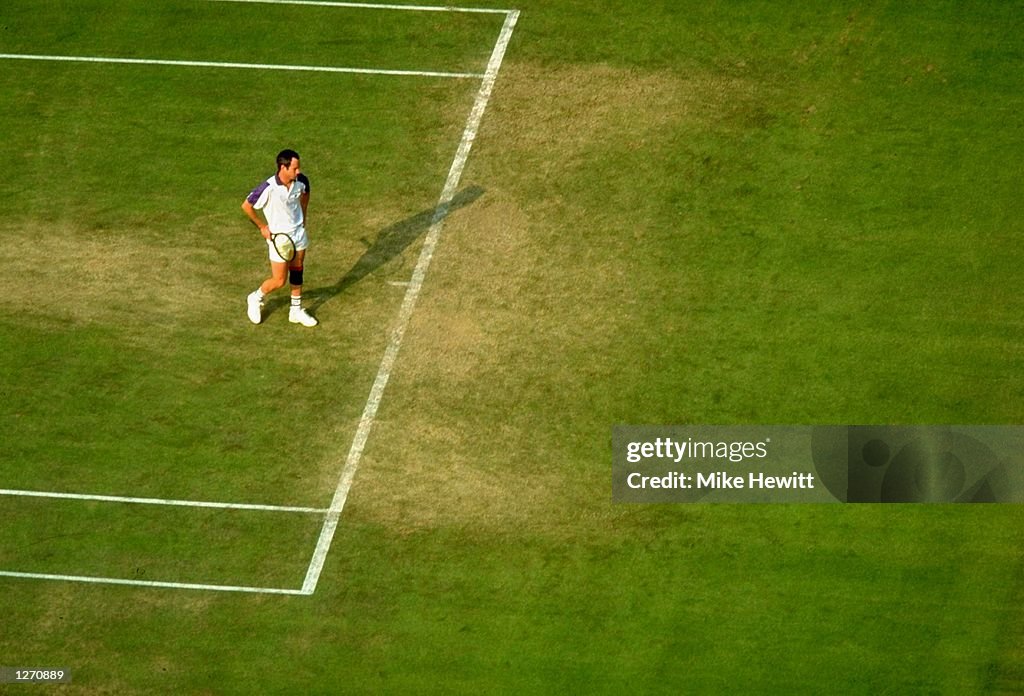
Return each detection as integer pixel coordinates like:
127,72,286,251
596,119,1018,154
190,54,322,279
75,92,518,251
2,0,1023,691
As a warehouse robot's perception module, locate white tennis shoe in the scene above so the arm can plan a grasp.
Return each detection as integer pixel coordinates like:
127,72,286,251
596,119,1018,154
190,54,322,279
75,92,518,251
289,306,318,327
247,292,263,324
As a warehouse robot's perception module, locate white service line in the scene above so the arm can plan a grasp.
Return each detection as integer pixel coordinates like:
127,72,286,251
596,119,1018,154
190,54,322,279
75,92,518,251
0,488,326,514
0,53,483,79
207,0,512,14
300,8,520,595
0,570,309,595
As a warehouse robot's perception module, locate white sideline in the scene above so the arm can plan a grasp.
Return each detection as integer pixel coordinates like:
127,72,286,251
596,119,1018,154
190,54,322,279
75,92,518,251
300,8,520,595
209,0,512,13
0,53,483,79
0,488,326,514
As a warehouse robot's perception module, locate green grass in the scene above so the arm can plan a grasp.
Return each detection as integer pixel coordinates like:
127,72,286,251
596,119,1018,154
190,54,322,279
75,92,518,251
2,0,1023,692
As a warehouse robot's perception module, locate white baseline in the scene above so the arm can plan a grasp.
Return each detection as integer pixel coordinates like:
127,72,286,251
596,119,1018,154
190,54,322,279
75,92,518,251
0,570,309,596
208,0,512,14
0,488,326,514
0,53,482,79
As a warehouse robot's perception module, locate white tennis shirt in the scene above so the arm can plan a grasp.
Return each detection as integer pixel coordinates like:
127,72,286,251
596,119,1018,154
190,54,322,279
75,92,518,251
246,173,310,234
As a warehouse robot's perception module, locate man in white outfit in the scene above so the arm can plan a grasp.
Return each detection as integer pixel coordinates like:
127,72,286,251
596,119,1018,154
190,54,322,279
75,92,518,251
241,148,318,327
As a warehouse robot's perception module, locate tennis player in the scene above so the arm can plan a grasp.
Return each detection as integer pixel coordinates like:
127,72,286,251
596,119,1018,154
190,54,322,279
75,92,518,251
242,149,318,327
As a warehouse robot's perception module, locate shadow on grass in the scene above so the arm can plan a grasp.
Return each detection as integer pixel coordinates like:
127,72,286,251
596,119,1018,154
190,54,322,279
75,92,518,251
263,185,485,319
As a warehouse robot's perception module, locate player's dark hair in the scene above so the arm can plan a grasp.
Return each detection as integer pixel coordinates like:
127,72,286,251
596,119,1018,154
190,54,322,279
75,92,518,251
276,149,300,171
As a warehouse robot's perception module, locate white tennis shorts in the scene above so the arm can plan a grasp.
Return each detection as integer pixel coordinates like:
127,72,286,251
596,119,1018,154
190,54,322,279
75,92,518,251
266,226,309,263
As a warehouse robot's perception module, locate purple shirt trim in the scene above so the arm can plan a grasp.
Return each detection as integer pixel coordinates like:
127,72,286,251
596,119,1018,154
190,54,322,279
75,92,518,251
246,180,270,205
247,173,310,205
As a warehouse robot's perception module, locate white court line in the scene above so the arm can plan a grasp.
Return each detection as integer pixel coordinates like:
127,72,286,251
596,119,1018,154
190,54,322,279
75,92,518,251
208,0,512,14
0,53,482,79
301,7,520,596
0,570,309,595
0,488,326,514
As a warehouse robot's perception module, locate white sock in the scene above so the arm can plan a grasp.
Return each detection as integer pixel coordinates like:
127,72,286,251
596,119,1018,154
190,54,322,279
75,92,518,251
253,288,265,301
291,295,302,310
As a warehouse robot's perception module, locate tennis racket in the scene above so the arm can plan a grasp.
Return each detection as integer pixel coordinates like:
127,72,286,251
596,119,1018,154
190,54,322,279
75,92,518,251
270,232,296,262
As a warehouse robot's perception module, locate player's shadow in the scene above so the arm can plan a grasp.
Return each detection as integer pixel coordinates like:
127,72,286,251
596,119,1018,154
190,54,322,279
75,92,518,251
300,184,485,314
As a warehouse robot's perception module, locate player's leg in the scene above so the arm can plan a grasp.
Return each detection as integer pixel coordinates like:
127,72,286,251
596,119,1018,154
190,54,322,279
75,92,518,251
287,249,318,327
262,261,288,294
247,255,288,324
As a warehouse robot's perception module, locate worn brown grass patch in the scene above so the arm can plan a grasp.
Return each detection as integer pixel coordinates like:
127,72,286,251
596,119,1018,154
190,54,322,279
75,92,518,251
478,60,759,171
6,223,222,328
348,62,767,537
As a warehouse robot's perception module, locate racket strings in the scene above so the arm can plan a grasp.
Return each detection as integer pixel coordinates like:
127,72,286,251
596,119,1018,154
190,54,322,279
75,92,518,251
273,234,296,261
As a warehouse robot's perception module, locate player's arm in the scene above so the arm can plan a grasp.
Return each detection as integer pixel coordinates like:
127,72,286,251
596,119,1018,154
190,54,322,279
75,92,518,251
242,199,271,239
